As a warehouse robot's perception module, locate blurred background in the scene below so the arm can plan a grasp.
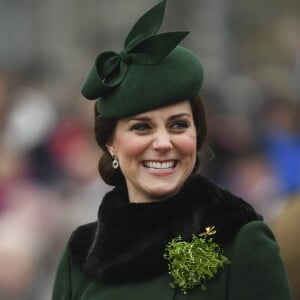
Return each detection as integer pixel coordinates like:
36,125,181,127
0,0,300,299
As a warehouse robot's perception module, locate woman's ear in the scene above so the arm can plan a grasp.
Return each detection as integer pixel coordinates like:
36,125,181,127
106,140,116,157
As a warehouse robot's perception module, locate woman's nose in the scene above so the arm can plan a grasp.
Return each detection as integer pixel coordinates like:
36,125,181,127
152,129,173,151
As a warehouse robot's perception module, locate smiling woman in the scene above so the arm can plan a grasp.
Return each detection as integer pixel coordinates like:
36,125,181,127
95,95,207,188
106,100,197,203
52,1,292,299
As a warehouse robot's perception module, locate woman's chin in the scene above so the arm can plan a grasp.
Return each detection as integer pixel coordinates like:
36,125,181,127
144,184,182,202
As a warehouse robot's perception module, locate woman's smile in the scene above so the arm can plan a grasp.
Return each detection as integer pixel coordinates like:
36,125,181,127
142,159,179,177
143,160,177,170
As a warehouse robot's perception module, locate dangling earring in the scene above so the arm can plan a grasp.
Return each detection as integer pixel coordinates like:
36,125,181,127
112,154,119,169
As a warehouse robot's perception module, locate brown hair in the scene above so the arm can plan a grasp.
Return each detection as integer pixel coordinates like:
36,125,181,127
94,95,207,185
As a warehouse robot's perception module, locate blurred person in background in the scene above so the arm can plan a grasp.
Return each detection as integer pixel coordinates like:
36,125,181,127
271,193,300,300
0,71,67,300
0,67,110,299
52,1,291,299
48,115,112,229
259,96,300,196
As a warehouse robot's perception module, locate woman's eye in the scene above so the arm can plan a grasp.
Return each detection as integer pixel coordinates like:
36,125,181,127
172,120,189,129
131,123,151,131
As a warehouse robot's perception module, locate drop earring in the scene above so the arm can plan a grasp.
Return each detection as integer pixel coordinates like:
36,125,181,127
112,154,119,169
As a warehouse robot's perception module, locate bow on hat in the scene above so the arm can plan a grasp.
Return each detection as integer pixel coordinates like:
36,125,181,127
81,0,189,100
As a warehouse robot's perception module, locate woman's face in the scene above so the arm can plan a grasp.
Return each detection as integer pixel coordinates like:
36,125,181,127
107,100,197,203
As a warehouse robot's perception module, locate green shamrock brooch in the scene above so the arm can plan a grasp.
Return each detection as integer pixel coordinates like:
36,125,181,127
164,226,230,294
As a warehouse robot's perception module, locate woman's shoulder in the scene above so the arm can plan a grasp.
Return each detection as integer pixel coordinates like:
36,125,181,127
225,220,292,299
229,220,276,248
66,221,98,267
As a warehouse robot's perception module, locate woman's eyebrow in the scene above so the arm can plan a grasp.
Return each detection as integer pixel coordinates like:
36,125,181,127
168,113,192,120
126,116,151,122
126,113,192,123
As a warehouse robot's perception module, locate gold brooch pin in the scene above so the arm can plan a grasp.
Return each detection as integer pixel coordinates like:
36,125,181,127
199,226,217,237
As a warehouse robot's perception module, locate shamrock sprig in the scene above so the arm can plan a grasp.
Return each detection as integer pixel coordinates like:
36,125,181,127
164,226,230,294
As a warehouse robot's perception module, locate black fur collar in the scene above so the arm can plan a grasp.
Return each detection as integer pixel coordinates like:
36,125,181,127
68,174,262,283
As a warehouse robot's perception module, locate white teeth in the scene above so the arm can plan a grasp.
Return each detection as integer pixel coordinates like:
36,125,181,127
144,161,176,169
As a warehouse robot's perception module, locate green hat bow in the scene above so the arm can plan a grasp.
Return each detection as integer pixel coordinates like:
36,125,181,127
81,0,204,118
81,0,189,100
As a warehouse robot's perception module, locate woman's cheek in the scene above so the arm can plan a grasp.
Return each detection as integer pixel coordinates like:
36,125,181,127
117,134,150,156
174,134,197,154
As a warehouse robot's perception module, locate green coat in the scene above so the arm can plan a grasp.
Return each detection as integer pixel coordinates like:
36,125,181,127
52,176,292,299
52,222,291,300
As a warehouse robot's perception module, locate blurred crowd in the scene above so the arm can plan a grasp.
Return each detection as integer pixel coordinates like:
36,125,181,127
1,0,300,299
0,70,112,299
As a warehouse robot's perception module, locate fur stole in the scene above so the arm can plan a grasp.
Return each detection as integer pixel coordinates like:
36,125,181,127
68,174,262,283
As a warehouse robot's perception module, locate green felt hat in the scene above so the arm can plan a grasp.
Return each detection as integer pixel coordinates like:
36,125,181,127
81,0,204,118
